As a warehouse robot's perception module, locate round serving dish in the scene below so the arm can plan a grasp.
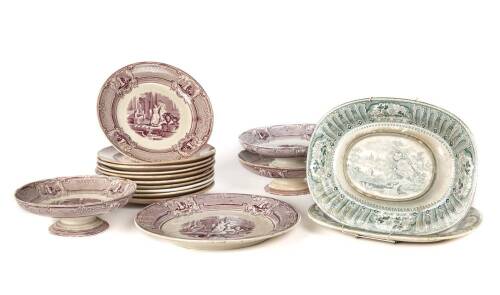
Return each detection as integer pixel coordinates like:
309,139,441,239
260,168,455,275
97,62,213,162
15,176,136,237
307,97,476,236
239,124,315,158
135,193,300,250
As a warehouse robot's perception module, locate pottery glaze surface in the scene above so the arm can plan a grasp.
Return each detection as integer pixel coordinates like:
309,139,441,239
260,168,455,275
97,62,213,162
308,204,481,243
15,176,136,236
239,124,315,157
307,97,476,235
135,193,300,250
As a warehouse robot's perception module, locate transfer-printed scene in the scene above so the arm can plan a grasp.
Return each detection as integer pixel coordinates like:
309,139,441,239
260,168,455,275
180,216,255,239
127,92,180,140
346,134,435,200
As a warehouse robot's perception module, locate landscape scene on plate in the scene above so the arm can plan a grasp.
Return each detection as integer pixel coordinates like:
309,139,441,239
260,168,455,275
180,216,255,239
346,135,435,200
127,92,180,140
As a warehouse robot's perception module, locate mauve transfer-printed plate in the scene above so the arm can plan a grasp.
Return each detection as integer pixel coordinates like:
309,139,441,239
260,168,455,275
97,145,215,167
96,158,214,176
97,62,213,162
135,193,300,250
239,124,315,157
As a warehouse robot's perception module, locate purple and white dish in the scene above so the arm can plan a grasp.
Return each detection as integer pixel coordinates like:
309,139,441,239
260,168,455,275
135,176,215,194
128,184,214,205
238,150,309,196
97,145,215,168
133,169,214,186
96,158,214,176
133,181,215,198
15,176,136,237
135,193,300,250
239,124,315,158
137,171,214,190
97,62,213,162
96,163,213,181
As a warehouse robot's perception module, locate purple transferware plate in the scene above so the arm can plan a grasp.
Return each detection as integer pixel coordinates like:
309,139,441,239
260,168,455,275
239,124,315,157
96,157,215,176
97,144,215,167
98,62,213,162
135,193,300,250
15,176,136,237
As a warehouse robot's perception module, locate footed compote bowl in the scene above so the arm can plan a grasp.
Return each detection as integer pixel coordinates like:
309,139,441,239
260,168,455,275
239,151,308,195
15,175,136,237
239,124,315,196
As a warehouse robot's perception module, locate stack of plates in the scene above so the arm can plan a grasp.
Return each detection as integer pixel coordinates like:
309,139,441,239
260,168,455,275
96,62,215,204
96,145,215,204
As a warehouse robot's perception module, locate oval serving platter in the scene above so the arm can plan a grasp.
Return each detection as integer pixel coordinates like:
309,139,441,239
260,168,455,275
97,62,213,162
307,97,476,236
135,193,300,250
308,205,481,243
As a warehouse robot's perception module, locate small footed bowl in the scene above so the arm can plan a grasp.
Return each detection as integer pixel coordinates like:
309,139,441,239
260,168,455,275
238,150,309,196
239,124,315,158
15,175,136,237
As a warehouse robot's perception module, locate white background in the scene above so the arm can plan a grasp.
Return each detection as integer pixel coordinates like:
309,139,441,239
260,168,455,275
1,1,498,294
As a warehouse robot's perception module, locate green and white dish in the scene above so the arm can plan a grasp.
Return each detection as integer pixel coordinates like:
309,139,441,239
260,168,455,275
307,97,476,236
308,205,481,243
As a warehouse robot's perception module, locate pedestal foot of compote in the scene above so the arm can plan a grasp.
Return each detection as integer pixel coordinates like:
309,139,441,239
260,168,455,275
265,178,309,196
49,216,109,237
